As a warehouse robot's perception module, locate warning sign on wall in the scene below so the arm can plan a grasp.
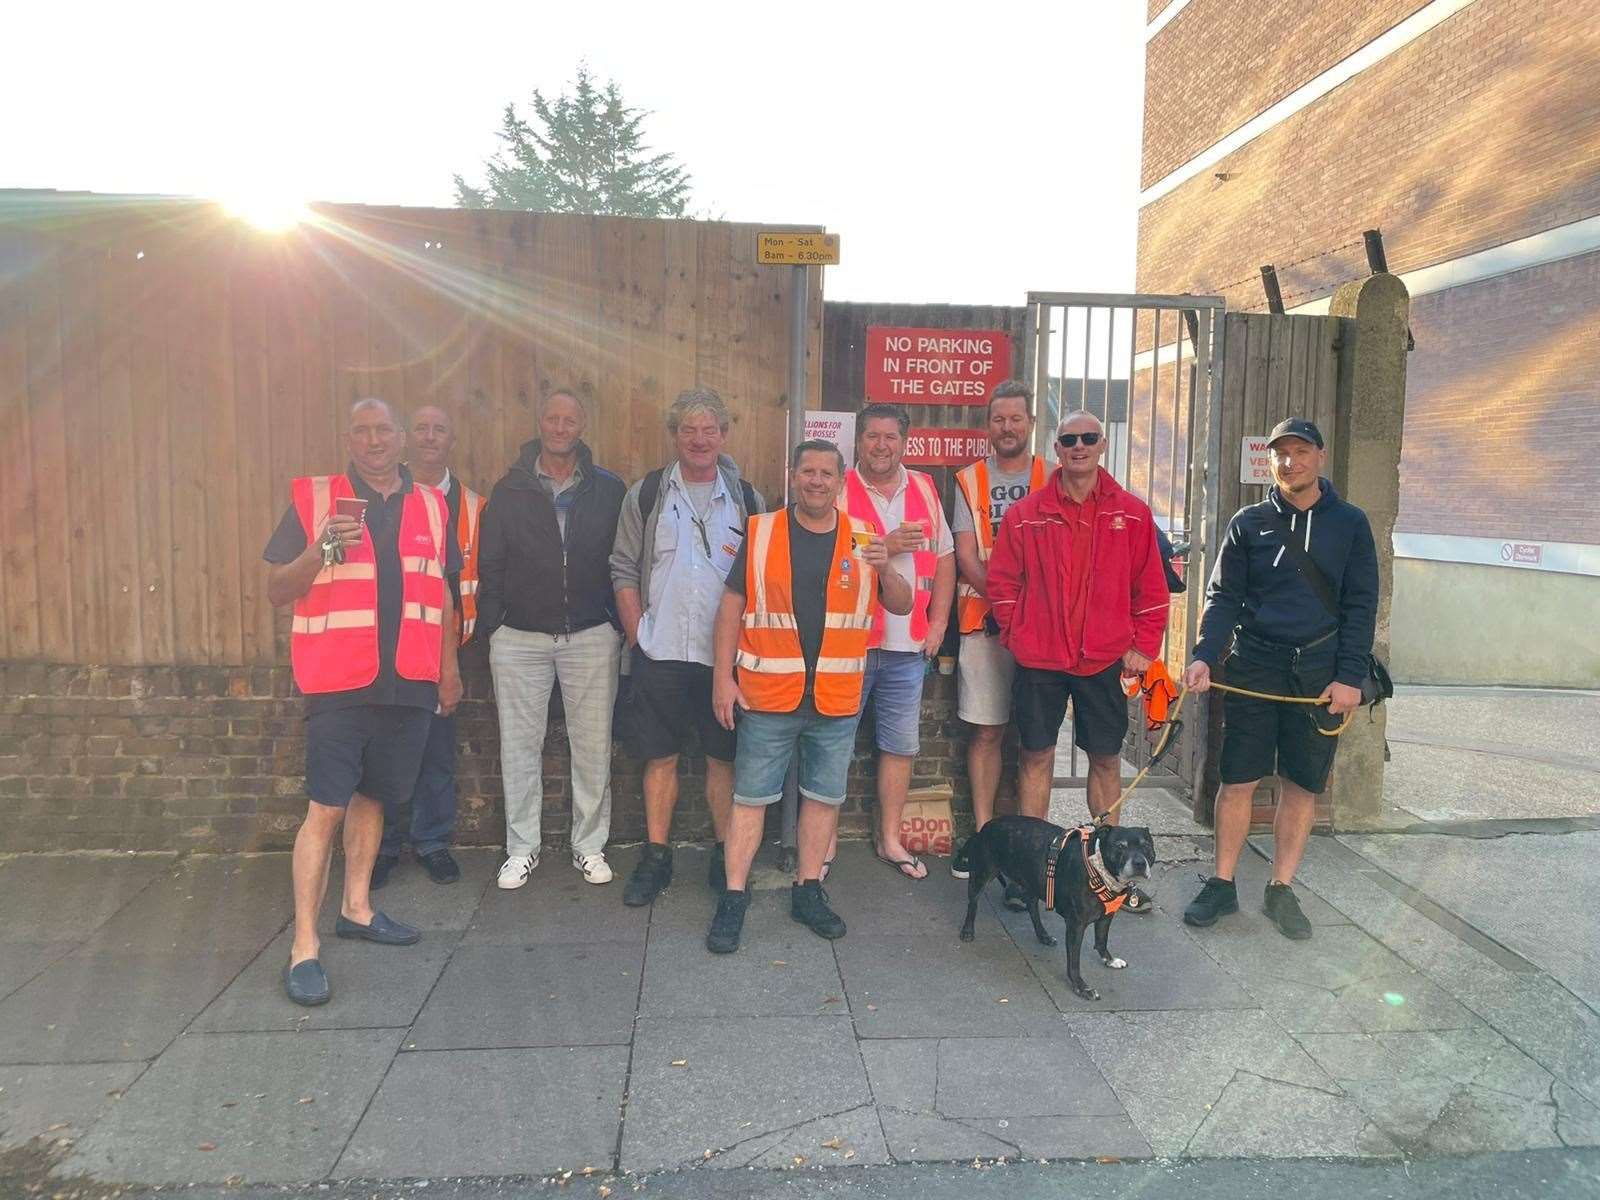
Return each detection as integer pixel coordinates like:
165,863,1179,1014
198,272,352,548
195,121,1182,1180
1240,436,1272,485
903,427,988,466
865,326,1011,405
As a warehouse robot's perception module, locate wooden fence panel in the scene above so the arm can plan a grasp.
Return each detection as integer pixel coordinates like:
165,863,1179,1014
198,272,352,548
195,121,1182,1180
0,200,819,666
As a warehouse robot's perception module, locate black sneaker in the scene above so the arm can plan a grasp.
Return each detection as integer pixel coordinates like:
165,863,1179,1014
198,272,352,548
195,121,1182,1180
624,843,674,908
706,888,751,954
708,842,727,894
1264,882,1313,940
418,848,460,885
1183,875,1239,927
791,880,846,940
949,837,971,880
370,853,400,891
1002,880,1028,912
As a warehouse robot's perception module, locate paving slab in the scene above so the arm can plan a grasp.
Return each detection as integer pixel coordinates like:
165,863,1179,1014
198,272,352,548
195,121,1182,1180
194,928,460,1033
67,1028,402,1185
835,935,1059,1039
961,1114,1152,1160
0,1062,146,1147
0,853,175,944
993,902,1257,1013
318,851,497,933
641,894,845,1018
1344,831,1600,1009
1190,919,1478,1033
704,1102,890,1169
1218,849,1350,925
0,950,248,1062
82,855,288,953
932,1037,1123,1119
621,1015,869,1172
1383,741,1600,823
1067,1009,1338,1157
813,850,978,943
408,941,642,1050
877,1108,1017,1162
0,941,76,1001
1185,1072,1399,1158
334,1046,627,1179
460,854,649,946
861,1039,938,1111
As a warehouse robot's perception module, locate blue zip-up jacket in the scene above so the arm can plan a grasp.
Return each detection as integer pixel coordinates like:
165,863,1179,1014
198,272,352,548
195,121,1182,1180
1192,479,1379,687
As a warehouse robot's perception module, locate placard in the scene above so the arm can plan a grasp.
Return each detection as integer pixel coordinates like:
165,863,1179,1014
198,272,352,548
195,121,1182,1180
802,410,855,468
865,326,1011,404
903,426,987,466
1240,436,1272,485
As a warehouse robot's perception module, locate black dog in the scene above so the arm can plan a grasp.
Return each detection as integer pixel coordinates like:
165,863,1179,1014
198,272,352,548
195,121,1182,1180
958,815,1155,1002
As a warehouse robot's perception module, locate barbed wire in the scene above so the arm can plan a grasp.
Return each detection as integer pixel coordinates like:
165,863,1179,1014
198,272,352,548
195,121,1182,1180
1199,236,1365,301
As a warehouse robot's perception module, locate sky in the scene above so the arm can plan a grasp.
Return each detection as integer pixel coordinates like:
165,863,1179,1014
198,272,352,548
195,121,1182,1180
3,1,1146,305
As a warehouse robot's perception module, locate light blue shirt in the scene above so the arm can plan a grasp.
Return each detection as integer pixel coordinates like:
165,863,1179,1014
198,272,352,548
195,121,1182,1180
636,463,741,666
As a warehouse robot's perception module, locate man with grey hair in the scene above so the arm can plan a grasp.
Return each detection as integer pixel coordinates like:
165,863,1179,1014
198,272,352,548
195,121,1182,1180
478,389,627,890
985,409,1170,912
611,388,765,906
263,397,462,1005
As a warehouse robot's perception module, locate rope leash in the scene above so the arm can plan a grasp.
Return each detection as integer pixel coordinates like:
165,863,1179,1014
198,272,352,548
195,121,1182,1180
1095,679,1354,827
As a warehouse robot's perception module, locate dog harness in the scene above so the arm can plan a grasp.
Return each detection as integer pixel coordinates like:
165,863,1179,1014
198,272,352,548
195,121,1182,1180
1044,825,1130,916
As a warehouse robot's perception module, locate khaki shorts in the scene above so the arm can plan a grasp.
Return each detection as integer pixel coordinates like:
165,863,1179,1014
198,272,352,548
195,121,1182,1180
957,630,1017,726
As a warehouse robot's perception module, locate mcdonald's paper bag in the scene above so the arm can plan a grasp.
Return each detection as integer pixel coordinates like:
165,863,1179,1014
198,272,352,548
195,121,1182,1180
899,785,955,857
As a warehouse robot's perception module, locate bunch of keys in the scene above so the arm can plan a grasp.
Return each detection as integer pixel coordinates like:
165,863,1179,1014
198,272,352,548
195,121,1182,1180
320,525,346,568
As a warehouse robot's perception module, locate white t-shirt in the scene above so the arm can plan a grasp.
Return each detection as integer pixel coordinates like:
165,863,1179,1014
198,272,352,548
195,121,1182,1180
850,467,954,652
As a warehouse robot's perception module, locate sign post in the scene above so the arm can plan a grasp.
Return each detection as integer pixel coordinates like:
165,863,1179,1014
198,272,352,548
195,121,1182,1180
757,232,840,500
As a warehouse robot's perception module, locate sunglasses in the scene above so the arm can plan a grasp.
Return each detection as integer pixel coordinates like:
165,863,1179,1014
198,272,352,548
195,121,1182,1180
1057,432,1102,448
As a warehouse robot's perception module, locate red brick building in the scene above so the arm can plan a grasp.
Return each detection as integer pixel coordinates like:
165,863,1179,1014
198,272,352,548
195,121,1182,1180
1137,0,1600,685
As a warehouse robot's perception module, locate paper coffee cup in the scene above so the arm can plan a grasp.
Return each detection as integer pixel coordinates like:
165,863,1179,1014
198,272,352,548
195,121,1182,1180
850,529,875,551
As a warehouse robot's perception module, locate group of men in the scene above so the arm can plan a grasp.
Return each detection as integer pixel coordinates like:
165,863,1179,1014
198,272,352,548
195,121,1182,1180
265,382,1378,1005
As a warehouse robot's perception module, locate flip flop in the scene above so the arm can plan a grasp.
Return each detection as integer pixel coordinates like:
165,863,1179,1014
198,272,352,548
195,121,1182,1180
876,852,927,881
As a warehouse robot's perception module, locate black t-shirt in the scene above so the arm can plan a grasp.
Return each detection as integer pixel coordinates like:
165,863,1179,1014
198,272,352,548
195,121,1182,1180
726,507,863,696
263,464,462,714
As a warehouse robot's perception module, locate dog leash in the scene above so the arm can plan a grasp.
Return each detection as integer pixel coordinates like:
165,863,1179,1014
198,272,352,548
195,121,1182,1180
1094,680,1354,828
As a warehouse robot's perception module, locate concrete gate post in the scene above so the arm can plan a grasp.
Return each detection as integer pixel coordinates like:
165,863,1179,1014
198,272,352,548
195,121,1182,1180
1324,273,1409,830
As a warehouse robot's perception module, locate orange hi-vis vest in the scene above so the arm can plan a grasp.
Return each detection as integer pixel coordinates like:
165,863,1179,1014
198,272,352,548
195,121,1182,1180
842,468,940,648
954,455,1048,633
736,510,877,717
455,481,487,643
289,474,448,695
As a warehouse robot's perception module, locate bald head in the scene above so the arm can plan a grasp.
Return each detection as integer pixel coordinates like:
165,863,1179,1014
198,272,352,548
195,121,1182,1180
1055,408,1107,485
1057,409,1104,437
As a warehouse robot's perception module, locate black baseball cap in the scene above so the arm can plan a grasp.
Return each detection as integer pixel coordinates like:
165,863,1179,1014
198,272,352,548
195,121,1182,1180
1266,418,1323,449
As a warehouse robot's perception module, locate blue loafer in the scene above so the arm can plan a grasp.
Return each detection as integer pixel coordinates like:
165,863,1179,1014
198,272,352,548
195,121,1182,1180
335,911,421,946
283,958,331,1006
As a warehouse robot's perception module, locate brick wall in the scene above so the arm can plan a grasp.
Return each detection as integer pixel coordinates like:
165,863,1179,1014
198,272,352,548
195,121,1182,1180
1142,0,1428,188
1398,250,1600,544
1137,0,1600,311
0,652,975,853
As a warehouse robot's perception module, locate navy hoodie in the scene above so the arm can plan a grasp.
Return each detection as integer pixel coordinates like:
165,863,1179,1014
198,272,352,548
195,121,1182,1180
1192,479,1379,687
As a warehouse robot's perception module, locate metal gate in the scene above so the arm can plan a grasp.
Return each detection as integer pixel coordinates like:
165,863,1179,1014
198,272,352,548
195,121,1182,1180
1022,292,1226,802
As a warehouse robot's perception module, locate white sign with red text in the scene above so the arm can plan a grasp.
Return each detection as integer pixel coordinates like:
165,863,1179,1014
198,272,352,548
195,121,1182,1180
1241,436,1272,485
802,411,855,468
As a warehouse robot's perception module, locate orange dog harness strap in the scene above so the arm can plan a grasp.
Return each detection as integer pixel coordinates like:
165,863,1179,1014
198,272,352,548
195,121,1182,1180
1043,826,1128,916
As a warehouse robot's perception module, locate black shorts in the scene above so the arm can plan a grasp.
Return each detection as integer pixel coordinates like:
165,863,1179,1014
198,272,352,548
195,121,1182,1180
305,704,433,809
1012,662,1129,755
1218,630,1342,794
629,651,736,764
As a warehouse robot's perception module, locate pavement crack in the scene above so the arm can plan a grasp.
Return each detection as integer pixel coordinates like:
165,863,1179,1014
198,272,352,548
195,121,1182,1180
691,1102,879,1168
948,1116,1022,1156
1235,1068,1344,1098
1181,1069,1238,1157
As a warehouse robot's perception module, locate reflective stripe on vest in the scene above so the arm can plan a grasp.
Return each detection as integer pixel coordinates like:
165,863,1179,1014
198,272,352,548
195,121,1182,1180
842,468,940,648
736,510,875,717
457,483,486,641
289,475,448,695
955,456,1047,634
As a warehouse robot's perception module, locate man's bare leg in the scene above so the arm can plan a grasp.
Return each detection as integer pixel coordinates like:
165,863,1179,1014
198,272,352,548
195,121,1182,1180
1212,780,1258,880
291,801,343,965
795,796,839,882
874,752,925,877
704,757,734,843
340,791,383,925
1017,747,1054,819
966,723,1005,829
1270,780,1317,884
642,755,680,844
1084,753,1121,824
721,802,765,892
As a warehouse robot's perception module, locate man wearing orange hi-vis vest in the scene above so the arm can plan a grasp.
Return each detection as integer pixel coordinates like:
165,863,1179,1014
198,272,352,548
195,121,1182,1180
264,399,462,1008
947,381,1048,894
705,441,914,954
836,404,956,883
368,405,487,893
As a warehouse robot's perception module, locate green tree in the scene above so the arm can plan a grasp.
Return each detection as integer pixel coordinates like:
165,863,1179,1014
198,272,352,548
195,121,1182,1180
454,65,692,217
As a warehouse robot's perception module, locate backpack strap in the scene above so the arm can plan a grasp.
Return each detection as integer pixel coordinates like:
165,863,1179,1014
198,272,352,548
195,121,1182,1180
638,467,666,523
1266,507,1340,622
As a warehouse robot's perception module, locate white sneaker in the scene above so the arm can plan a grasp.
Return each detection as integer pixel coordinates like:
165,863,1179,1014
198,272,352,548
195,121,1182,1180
574,852,613,885
497,854,537,890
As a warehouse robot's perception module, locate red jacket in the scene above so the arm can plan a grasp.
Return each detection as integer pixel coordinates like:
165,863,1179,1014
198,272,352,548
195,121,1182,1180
987,468,1170,672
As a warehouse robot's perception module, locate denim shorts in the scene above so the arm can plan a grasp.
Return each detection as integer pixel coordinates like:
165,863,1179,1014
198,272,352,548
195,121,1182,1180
733,703,863,807
861,648,926,756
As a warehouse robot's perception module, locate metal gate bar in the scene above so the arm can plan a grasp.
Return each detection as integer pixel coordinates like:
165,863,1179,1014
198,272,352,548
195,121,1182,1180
1023,292,1225,801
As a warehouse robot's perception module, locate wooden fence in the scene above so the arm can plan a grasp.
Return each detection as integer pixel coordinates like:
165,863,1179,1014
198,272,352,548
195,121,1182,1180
0,197,822,667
